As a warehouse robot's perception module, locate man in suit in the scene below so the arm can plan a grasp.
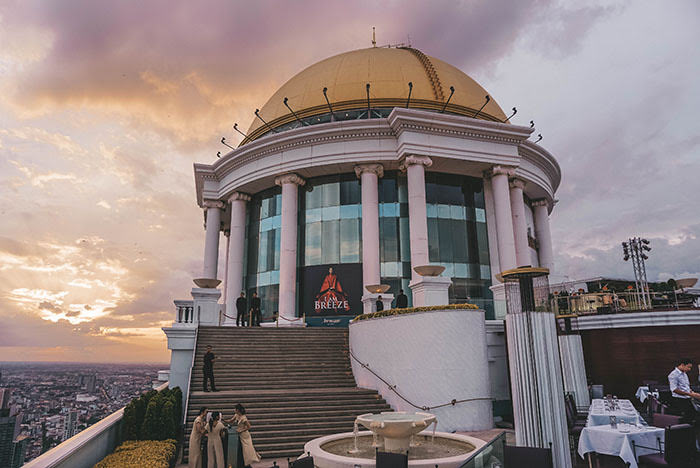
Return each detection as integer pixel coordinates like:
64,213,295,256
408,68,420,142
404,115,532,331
375,295,384,312
236,292,247,327
203,345,217,392
250,291,261,326
395,289,408,309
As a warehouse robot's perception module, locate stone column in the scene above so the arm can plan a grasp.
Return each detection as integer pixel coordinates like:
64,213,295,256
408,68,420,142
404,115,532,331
509,178,530,268
275,174,305,326
355,164,383,287
400,155,432,283
225,192,251,325
533,199,554,273
201,200,224,279
222,231,230,305
488,166,517,273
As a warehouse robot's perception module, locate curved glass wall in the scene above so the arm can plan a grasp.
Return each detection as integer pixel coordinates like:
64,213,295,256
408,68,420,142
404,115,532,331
245,187,281,321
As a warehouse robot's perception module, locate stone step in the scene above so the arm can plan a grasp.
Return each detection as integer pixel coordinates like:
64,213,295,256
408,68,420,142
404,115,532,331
187,402,391,417
187,394,385,405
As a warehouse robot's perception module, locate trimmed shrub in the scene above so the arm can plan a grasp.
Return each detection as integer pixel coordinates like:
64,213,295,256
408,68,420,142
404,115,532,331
121,386,183,441
352,303,479,322
93,439,176,468
161,400,176,442
141,393,164,440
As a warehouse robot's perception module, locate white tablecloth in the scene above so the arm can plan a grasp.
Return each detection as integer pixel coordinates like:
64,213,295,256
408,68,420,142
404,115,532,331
635,386,659,403
588,399,640,426
578,424,664,468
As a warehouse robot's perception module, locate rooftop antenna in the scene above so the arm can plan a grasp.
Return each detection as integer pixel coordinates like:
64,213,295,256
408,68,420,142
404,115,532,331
440,86,455,113
503,107,517,122
220,137,235,150
254,109,275,133
407,34,412,48
534,134,542,143
233,123,248,138
322,87,336,121
283,97,306,126
366,83,371,119
473,95,490,119
406,82,413,108
372,27,376,47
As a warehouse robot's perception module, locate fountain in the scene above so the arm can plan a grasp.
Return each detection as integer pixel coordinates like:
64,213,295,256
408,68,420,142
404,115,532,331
303,412,485,468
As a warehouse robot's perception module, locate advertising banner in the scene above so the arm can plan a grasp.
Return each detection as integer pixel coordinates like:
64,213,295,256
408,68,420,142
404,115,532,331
301,263,362,323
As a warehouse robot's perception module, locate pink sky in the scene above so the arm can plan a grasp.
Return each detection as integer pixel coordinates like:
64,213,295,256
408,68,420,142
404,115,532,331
1,0,698,363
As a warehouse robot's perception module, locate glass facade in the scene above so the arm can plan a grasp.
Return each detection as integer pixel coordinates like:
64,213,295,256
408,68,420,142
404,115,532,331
244,171,494,321
245,187,281,321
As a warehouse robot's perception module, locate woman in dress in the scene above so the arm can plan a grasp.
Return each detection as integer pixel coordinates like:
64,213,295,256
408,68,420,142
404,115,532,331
188,407,208,468
207,411,226,468
225,403,260,468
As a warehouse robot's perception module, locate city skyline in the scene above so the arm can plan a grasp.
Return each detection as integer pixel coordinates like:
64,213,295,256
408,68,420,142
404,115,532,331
1,0,699,363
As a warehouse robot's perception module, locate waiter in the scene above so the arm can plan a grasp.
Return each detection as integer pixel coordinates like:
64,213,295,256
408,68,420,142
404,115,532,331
668,357,700,422
235,292,247,327
203,345,217,392
395,289,408,309
376,295,384,312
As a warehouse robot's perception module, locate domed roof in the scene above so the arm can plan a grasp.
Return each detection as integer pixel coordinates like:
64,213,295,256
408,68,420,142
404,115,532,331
243,47,507,145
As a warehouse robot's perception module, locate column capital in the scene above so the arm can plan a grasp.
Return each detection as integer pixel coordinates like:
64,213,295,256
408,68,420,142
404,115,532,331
202,199,225,210
227,192,251,203
275,173,306,187
399,155,432,171
484,165,517,179
509,178,526,190
354,163,384,179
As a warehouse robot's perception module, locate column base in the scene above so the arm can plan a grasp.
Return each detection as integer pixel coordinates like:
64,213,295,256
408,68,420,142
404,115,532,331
361,293,395,314
409,276,452,307
191,287,222,326
275,317,307,327
489,282,507,319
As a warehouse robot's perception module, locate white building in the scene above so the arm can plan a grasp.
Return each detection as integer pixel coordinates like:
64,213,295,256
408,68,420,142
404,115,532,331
190,46,559,326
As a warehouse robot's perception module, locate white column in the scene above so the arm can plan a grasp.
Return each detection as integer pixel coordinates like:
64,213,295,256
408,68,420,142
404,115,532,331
201,200,224,279
488,166,517,273
275,174,305,326
506,308,572,468
483,177,501,285
509,178,530,268
222,231,230,304
400,155,432,283
533,199,554,273
225,192,250,325
355,164,383,288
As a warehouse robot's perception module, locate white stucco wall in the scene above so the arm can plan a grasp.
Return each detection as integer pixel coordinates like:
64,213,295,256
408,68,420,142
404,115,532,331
349,309,493,432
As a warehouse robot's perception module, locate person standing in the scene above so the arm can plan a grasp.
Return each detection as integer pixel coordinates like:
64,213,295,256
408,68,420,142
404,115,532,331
206,411,226,468
376,296,384,312
236,292,247,327
395,289,408,309
203,345,217,392
188,407,208,468
668,357,700,422
225,404,260,468
250,291,261,326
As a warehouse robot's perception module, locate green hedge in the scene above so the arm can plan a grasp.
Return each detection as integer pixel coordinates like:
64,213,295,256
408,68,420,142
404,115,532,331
352,303,479,322
121,387,182,441
94,439,176,468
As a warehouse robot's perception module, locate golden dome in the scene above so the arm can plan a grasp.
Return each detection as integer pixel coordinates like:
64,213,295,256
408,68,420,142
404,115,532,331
243,47,507,145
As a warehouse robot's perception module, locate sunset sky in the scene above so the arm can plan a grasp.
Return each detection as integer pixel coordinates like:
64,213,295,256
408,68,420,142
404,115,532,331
1,0,698,363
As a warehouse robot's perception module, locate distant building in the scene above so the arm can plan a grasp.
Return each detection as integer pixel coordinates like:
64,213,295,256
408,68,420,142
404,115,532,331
0,409,23,467
0,388,11,409
10,434,28,468
79,375,97,393
61,411,78,441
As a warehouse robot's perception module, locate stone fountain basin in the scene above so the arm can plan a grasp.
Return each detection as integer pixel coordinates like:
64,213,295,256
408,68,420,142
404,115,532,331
356,411,436,440
303,430,486,468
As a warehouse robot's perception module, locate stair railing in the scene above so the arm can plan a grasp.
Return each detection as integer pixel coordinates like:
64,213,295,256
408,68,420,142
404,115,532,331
182,326,199,426
348,347,492,411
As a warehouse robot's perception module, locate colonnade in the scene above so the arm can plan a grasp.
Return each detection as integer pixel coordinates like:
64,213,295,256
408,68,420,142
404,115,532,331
198,159,555,325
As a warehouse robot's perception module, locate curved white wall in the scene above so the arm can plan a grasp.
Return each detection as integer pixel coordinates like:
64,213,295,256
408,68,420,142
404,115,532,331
349,309,492,432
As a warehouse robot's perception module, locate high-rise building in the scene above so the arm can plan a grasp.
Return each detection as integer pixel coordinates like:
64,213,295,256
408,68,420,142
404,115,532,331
79,375,97,393
62,411,78,441
0,409,20,467
10,434,28,468
0,388,11,409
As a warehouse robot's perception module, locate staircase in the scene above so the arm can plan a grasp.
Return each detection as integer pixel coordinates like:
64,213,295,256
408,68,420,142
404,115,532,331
184,326,392,461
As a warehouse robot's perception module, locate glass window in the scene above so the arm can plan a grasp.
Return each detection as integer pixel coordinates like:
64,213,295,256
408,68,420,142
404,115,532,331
305,222,321,265
426,204,437,218
340,204,360,219
340,180,360,205
322,182,340,207
451,205,466,220
340,218,360,263
437,204,451,219
306,186,322,210
454,263,469,278
399,217,410,262
380,217,399,262
321,220,340,264
258,230,268,272
475,208,486,223
438,218,453,262
379,178,397,203
428,218,440,262
306,207,322,223
273,229,281,270
321,205,340,221
452,220,468,263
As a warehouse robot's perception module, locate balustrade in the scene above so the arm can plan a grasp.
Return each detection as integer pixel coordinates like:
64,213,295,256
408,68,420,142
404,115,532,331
174,300,195,325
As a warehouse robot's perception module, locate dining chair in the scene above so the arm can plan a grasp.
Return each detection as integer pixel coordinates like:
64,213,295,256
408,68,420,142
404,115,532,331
633,424,697,467
591,384,604,400
376,449,408,468
651,413,682,429
504,444,553,468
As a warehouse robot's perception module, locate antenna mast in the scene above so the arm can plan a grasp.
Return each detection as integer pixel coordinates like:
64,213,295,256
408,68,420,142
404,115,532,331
372,27,376,47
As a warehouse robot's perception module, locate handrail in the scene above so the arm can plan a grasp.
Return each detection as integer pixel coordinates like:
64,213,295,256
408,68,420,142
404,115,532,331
348,347,491,411
182,326,199,425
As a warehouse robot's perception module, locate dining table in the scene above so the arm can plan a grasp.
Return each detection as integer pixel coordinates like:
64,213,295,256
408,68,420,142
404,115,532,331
588,398,641,426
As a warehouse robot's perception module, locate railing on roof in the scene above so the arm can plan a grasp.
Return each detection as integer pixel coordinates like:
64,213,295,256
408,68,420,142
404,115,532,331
551,290,698,318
